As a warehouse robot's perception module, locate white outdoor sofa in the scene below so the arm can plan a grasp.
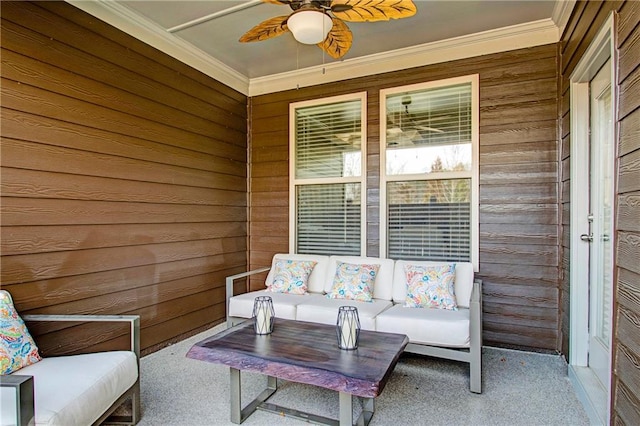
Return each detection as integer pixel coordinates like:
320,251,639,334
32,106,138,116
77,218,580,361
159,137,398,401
226,254,483,393
0,314,140,426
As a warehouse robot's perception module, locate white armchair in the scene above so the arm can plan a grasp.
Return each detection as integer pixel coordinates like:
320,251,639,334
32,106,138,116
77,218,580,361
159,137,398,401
1,297,140,426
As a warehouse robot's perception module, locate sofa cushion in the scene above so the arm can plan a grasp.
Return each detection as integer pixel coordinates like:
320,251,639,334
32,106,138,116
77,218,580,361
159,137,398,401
11,351,137,426
404,263,457,310
393,260,474,308
0,290,41,374
376,304,470,348
229,290,326,320
325,256,394,301
296,298,393,331
267,258,317,295
326,261,379,302
265,254,330,294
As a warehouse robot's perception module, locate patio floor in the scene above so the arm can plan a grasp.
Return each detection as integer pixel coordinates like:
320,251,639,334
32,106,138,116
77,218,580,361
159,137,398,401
136,323,590,425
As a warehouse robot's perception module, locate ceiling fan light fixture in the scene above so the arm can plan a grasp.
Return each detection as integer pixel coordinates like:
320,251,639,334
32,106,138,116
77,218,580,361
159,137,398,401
287,9,332,45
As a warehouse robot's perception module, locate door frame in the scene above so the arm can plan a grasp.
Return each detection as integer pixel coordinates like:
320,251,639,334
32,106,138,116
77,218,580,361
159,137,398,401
568,12,616,425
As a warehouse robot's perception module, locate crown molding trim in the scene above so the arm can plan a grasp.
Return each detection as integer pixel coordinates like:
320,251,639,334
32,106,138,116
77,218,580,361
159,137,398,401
66,1,563,98
249,18,560,96
66,0,250,95
552,0,577,37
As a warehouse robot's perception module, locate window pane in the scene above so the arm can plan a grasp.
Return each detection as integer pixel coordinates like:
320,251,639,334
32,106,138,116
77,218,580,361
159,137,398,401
386,144,471,175
296,183,361,256
387,180,471,261
295,99,362,179
386,83,471,176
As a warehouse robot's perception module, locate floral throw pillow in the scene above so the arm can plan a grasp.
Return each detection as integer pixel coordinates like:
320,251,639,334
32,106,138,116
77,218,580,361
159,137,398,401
266,259,317,295
326,262,379,302
404,263,458,310
0,290,41,374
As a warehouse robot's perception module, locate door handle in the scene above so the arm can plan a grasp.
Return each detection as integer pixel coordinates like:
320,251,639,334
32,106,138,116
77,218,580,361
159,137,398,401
580,233,593,242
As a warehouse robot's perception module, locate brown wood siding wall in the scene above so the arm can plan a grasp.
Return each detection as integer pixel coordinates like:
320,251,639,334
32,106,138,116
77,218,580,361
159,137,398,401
0,1,248,355
249,44,560,351
614,1,640,423
559,0,640,422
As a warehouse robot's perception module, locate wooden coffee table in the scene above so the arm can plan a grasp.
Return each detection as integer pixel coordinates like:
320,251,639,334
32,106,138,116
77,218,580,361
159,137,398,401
186,318,408,426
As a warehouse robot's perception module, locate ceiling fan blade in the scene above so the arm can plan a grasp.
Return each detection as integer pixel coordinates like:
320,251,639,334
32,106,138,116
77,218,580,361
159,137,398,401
388,112,445,134
261,0,293,5
331,0,416,22
414,125,445,133
318,17,352,59
239,16,290,42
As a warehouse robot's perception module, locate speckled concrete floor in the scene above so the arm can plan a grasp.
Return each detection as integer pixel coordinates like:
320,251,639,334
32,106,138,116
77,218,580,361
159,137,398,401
137,323,589,426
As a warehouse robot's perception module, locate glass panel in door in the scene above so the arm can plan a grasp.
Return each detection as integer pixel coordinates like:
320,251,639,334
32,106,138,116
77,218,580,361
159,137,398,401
588,59,613,388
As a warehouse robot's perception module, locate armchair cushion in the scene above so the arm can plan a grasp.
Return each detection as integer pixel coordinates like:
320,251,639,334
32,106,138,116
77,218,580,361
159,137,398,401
0,290,41,374
11,351,137,426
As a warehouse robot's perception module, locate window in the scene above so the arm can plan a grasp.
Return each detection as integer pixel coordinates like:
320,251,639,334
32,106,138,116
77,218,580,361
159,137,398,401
380,76,479,269
290,93,367,256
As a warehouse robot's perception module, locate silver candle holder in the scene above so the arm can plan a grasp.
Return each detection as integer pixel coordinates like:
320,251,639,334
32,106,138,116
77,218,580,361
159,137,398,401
336,306,360,350
252,296,275,335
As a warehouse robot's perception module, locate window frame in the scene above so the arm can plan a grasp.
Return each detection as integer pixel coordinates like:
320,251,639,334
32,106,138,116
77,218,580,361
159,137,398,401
289,92,368,255
379,75,479,270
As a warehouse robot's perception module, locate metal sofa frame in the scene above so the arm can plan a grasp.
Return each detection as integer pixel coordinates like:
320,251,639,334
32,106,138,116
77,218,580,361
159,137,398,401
225,267,483,393
402,279,483,393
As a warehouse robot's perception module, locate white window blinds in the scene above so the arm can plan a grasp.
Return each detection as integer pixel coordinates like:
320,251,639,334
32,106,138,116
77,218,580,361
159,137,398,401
381,77,478,265
291,94,366,256
296,183,361,255
387,180,471,261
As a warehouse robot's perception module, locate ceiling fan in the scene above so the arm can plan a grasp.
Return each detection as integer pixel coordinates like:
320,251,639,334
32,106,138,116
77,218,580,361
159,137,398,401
387,95,445,146
239,0,417,59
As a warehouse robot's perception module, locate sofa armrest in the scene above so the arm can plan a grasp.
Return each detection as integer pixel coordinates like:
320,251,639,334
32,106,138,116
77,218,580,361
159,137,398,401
469,279,483,392
225,267,271,314
469,279,482,339
22,315,140,360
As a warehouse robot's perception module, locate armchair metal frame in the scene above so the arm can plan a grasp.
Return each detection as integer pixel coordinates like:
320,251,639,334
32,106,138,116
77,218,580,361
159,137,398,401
1,314,141,426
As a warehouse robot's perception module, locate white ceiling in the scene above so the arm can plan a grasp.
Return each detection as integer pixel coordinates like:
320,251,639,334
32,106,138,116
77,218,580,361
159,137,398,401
67,1,575,95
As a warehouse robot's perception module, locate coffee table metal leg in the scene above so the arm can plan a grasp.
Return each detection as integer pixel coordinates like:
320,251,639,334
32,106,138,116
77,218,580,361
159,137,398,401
339,393,374,426
230,368,242,424
358,397,375,426
339,392,352,426
229,368,277,424
231,371,372,426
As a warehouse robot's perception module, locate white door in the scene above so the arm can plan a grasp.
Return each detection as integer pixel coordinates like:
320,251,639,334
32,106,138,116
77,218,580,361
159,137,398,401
585,59,613,389
569,16,615,423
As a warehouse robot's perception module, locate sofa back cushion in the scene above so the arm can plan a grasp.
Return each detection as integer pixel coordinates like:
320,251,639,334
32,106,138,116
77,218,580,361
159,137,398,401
265,254,330,294
325,256,394,301
392,260,475,308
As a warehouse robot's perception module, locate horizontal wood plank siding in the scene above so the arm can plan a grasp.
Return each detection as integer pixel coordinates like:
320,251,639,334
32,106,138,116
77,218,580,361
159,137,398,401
249,44,560,350
559,0,640,421
615,1,640,421
0,1,248,355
